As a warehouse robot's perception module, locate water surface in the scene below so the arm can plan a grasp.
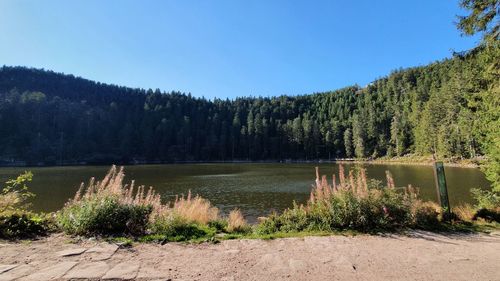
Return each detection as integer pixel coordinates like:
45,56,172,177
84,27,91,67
0,163,490,221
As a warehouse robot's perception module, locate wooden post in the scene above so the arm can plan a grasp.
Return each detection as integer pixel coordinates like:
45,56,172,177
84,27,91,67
433,162,451,218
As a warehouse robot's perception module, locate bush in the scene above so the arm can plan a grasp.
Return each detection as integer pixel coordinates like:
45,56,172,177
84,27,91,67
257,165,440,234
413,201,441,229
471,189,500,210
149,214,213,241
0,211,52,239
57,166,157,236
58,196,152,236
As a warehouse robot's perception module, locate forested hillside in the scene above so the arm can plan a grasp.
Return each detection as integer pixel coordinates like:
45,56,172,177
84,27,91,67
0,42,497,165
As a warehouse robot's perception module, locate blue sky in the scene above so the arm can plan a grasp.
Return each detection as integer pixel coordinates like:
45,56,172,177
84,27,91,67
0,0,480,99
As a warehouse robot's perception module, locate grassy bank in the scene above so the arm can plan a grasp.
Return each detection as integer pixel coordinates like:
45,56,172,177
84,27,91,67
0,165,498,242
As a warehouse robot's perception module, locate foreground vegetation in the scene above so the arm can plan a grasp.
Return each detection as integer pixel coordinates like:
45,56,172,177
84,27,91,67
1,165,498,242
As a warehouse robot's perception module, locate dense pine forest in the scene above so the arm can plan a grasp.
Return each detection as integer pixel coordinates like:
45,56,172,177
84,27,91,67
0,42,496,165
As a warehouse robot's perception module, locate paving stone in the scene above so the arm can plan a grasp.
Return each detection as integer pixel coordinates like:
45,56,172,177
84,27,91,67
0,265,34,281
64,261,109,279
19,261,77,281
0,265,18,274
86,243,119,261
56,248,87,257
102,261,140,280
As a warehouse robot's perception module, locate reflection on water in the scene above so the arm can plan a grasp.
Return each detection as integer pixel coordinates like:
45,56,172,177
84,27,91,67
0,163,491,222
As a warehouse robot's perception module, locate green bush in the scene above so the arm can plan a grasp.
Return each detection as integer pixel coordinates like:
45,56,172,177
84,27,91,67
57,196,152,236
256,188,418,234
471,189,500,210
207,219,228,232
0,211,52,239
149,214,214,241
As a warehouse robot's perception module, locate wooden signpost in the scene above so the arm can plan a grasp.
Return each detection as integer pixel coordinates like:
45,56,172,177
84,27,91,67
433,161,451,219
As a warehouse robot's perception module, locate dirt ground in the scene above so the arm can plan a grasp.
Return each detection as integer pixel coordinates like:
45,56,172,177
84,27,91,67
1,230,499,281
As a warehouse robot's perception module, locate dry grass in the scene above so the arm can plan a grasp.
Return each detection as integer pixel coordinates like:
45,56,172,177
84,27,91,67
170,191,219,224
453,204,476,222
227,209,248,232
76,166,221,225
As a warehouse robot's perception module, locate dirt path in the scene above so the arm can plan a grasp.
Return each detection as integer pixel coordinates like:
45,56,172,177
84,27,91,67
1,231,499,281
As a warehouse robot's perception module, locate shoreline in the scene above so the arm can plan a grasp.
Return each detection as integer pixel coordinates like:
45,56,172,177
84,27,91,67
0,157,482,169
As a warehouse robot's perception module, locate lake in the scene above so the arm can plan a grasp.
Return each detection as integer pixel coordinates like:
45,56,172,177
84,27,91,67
0,163,491,222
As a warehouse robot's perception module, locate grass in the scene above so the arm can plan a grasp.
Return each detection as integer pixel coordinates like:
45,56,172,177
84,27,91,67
255,166,442,234
57,166,156,236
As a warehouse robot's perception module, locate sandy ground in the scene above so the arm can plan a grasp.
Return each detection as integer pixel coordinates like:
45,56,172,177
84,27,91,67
1,231,499,281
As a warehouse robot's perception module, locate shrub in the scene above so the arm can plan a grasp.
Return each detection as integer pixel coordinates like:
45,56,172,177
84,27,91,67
57,166,157,236
0,171,34,213
0,171,53,239
148,214,213,241
413,201,441,229
0,211,52,239
58,196,152,236
257,165,437,233
471,188,500,210
207,219,228,232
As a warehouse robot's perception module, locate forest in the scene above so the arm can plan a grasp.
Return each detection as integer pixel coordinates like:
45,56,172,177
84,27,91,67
0,42,497,166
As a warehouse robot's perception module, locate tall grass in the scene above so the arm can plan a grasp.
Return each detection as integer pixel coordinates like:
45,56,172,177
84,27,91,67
58,166,158,236
227,209,249,233
257,165,439,234
59,165,224,238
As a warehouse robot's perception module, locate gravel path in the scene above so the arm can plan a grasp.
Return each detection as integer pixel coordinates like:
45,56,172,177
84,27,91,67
1,231,499,281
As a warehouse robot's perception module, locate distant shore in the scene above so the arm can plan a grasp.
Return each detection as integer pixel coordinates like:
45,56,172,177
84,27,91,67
0,156,482,168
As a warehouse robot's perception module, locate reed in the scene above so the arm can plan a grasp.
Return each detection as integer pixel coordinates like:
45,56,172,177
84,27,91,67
453,203,475,222
171,191,219,224
227,208,248,233
258,164,440,234
70,165,162,209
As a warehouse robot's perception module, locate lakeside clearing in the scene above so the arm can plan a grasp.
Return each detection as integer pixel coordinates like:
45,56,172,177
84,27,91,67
1,231,499,280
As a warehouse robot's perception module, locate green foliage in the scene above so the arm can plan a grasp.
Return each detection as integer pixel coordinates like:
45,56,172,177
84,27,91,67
471,188,500,209
457,0,499,40
57,196,152,236
0,211,53,239
207,219,228,232
148,215,215,242
0,171,34,212
256,188,432,234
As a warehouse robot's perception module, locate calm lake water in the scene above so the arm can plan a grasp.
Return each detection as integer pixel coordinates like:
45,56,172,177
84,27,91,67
0,163,491,222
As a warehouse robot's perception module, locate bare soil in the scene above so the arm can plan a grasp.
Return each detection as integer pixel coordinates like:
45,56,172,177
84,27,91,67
1,231,499,280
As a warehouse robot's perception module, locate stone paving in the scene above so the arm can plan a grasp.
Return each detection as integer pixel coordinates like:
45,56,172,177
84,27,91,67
0,231,499,281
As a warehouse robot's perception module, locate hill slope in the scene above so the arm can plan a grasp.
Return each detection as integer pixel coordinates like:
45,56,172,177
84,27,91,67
0,48,493,164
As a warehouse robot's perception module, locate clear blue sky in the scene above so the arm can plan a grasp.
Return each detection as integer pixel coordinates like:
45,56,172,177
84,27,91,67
0,0,480,99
